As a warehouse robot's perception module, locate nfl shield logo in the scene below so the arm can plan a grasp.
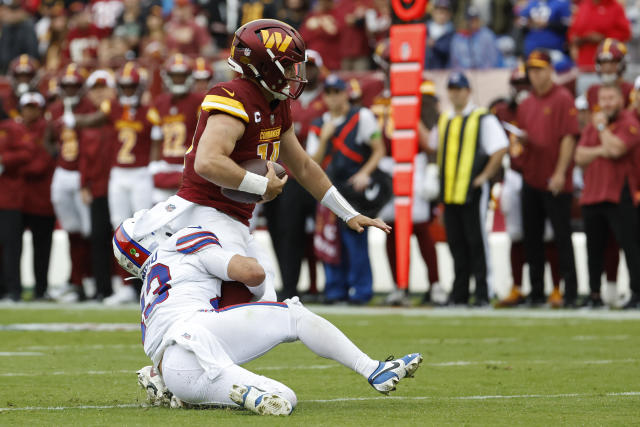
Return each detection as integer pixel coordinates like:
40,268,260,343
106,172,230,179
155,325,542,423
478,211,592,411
182,332,191,340
165,204,176,212
270,114,275,125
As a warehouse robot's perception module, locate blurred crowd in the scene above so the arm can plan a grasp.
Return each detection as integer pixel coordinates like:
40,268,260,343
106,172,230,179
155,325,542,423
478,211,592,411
1,0,640,310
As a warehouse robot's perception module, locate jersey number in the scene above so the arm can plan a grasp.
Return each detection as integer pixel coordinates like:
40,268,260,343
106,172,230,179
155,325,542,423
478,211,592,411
140,263,172,343
162,122,187,158
60,128,79,162
257,141,280,161
117,128,137,165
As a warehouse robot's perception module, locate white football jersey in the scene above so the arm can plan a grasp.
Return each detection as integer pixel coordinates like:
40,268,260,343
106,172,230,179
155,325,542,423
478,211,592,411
140,226,235,364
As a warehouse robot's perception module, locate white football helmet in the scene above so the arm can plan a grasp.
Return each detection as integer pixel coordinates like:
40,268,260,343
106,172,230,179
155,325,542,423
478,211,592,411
112,211,171,278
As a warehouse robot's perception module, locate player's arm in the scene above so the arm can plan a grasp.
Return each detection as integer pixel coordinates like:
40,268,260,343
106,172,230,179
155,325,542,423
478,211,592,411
280,125,391,234
193,114,287,201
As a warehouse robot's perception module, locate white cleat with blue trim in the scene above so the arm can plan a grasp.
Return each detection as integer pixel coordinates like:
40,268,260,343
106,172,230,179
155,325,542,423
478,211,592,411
229,384,293,416
368,353,423,395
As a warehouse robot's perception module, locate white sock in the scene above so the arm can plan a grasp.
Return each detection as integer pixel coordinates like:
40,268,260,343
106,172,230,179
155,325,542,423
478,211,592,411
293,305,379,378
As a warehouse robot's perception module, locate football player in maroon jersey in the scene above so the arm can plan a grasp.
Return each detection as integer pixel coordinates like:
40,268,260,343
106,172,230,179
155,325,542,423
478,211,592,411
130,19,390,303
149,54,204,203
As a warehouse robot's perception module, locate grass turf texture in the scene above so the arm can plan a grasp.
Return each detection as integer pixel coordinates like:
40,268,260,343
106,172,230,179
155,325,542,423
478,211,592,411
0,306,638,426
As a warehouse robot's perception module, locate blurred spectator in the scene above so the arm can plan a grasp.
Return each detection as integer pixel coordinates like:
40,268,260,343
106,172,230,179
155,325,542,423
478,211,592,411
139,5,165,56
277,0,309,29
450,6,503,70
264,50,325,301
494,64,564,308
300,0,341,70
112,0,146,58
48,63,93,303
568,0,630,94
336,0,371,71
586,39,634,110
192,56,214,92
425,0,455,70
516,50,580,307
63,2,102,67
165,0,214,57
490,0,515,36
238,0,279,25
37,3,69,72
16,92,56,301
196,0,230,49
0,0,39,74
517,0,571,59
0,101,30,301
307,75,386,305
90,0,124,38
432,72,508,306
365,0,390,43
574,84,640,309
4,55,40,118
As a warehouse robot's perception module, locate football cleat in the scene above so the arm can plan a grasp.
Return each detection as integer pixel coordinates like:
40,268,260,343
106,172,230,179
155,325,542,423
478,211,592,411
229,384,293,416
368,353,423,395
136,366,173,407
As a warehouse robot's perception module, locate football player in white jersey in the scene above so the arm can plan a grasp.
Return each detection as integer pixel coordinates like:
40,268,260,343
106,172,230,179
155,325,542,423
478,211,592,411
113,217,422,416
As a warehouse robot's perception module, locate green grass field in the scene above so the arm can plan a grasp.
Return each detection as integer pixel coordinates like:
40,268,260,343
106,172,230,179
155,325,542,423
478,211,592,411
0,304,638,426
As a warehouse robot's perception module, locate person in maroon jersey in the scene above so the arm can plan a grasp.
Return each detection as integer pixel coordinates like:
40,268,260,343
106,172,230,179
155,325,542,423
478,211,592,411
129,19,390,305
68,62,161,304
48,63,94,303
517,50,580,307
585,39,634,111
575,83,640,310
263,49,325,301
149,54,204,204
0,103,31,302
14,92,57,302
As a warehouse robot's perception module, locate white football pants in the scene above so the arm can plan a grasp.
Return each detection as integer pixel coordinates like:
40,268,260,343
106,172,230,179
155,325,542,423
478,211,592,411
50,167,91,236
161,298,378,406
108,166,153,229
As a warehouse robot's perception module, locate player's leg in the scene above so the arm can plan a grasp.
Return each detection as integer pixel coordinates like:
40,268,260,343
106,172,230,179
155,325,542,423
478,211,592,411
194,298,422,394
108,168,133,230
162,344,295,414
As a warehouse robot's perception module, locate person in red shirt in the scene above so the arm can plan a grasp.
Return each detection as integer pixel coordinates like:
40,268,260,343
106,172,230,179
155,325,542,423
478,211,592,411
300,0,341,70
164,0,213,57
575,84,640,309
516,50,580,307
568,0,630,95
335,0,372,71
150,54,204,203
14,92,56,301
63,3,102,67
0,106,31,302
586,39,634,110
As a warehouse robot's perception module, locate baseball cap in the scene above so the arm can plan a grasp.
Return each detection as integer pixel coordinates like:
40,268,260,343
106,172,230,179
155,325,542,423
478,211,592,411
447,72,470,89
526,50,552,68
433,0,451,9
465,5,480,19
19,92,45,108
324,74,347,91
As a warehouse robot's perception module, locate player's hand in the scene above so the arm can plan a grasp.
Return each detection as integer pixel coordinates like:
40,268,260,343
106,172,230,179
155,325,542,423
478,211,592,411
346,214,392,234
262,161,288,202
591,111,607,128
81,187,93,205
348,171,371,192
547,172,565,196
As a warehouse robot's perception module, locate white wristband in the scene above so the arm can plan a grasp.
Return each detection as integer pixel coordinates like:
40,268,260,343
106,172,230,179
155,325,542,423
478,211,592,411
238,171,269,195
321,186,360,222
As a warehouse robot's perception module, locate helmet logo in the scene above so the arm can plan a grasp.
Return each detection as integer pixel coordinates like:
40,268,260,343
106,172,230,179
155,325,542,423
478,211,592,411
130,248,139,258
260,30,292,52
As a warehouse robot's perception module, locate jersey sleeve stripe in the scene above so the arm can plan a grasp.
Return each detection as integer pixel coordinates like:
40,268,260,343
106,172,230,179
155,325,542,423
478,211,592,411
177,237,221,254
176,231,219,245
201,95,249,123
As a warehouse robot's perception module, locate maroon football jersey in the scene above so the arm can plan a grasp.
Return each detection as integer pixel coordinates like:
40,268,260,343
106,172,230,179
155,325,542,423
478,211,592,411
178,78,293,225
153,91,204,165
48,97,96,171
106,101,160,168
